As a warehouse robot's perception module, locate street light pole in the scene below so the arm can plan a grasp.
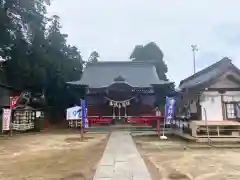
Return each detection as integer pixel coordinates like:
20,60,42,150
191,45,198,74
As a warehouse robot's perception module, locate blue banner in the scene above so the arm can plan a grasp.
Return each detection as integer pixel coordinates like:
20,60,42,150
165,97,176,124
81,99,88,128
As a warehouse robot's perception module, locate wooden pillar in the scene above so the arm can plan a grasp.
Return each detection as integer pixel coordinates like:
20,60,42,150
157,118,160,137
124,106,127,118
113,106,115,119
118,105,121,119
217,126,220,136
196,94,202,120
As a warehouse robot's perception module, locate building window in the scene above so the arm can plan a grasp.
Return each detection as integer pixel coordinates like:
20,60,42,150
236,103,240,118
225,102,240,119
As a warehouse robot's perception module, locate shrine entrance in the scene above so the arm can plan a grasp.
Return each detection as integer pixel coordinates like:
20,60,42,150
86,80,159,126
66,61,175,127
105,96,132,124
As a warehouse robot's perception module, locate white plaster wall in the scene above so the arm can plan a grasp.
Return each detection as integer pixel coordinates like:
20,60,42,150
200,91,240,121
200,91,223,121
199,70,240,121
184,69,240,121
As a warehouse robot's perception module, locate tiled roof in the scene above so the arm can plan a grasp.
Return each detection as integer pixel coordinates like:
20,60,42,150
67,61,171,88
179,58,240,90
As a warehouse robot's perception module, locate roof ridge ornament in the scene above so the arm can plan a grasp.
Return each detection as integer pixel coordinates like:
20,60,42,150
114,75,125,82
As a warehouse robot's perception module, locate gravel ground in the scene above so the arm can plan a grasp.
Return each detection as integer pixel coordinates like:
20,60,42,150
0,131,108,180
133,135,240,180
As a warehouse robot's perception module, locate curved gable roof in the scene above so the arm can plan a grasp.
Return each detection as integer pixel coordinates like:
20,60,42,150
68,61,171,88
179,58,240,90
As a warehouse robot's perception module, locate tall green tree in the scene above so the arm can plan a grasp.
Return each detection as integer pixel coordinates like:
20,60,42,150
88,50,99,63
45,15,83,115
130,42,168,80
2,0,51,91
0,0,84,122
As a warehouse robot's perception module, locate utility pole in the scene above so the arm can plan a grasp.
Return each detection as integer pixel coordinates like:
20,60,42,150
191,45,198,74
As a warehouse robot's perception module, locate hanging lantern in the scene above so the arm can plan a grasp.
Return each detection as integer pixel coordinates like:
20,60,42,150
122,102,126,107
118,103,121,108
126,100,130,106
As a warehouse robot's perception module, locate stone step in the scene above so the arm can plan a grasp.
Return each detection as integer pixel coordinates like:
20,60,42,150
86,126,172,133
87,125,155,132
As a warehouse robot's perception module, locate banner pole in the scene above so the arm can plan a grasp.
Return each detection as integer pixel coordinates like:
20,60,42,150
160,104,167,139
80,99,86,141
80,119,84,141
161,96,177,140
1,109,3,136
162,116,166,137
157,118,160,137
9,109,12,137
10,124,13,137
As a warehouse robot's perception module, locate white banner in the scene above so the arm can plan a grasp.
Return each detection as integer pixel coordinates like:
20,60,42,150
66,106,81,120
2,108,11,131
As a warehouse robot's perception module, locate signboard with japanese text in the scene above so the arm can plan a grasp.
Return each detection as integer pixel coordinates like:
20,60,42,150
81,99,88,128
165,97,176,124
66,106,81,120
2,108,11,131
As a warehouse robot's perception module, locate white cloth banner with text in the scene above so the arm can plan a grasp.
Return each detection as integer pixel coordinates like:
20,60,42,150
66,106,81,120
2,108,11,131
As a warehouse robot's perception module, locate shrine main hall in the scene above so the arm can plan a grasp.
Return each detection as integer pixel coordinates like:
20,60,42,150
67,61,174,125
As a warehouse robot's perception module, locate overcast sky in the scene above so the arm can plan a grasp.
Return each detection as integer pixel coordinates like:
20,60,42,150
48,0,240,85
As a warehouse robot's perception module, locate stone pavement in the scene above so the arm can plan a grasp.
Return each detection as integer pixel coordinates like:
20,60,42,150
93,131,151,180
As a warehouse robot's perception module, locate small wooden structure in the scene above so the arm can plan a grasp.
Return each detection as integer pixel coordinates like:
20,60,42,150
179,58,240,121
177,58,240,138
12,105,44,131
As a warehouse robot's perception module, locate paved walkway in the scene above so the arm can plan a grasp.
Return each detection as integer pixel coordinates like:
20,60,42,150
93,131,151,180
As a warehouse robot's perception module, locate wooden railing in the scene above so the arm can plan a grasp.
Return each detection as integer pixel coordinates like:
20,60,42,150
196,126,240,137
